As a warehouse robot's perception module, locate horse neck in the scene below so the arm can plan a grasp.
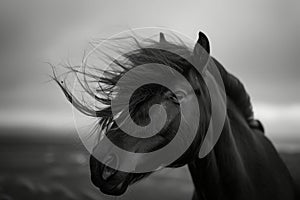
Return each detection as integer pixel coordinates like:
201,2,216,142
188,99,254,200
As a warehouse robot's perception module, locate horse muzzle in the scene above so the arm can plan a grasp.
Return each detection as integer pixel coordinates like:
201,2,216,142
89,155,130,196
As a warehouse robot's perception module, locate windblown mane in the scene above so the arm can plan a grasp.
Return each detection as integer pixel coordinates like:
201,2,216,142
51,33,259,135
51,34,194,135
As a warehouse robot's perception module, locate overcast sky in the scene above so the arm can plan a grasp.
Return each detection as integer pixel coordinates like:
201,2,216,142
0,0,299,144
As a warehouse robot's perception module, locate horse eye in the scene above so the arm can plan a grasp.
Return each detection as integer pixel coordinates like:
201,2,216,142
169,91,186,103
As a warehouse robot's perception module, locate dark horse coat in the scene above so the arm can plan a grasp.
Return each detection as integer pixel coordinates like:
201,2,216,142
188,54,297,199
53,31,298,200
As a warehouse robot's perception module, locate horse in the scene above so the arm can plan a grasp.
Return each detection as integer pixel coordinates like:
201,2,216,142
52,31,297,200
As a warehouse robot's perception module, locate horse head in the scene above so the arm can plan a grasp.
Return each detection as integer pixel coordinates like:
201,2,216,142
89,32,213,195
53,31,213,196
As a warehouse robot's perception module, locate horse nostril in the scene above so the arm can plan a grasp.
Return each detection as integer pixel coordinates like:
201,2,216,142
102,154,118,180
102,166,117,180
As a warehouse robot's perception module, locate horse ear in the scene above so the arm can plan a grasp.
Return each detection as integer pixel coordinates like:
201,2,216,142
159,32,167,43
195,31,210,54
192,32,210,71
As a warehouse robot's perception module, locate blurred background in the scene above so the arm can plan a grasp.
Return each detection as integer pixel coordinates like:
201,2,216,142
0,0,299,199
